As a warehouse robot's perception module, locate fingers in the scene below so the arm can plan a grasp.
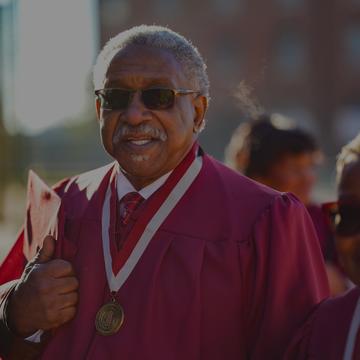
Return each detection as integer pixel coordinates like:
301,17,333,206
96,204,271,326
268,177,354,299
41,306,77,330
58,292,79,310
55,277,79,294
58,306,77,323
34,291,79,330
45,259,76,278
8,246,80,336
30,261,78,296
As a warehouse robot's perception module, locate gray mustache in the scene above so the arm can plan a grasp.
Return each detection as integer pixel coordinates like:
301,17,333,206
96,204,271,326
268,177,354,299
117,124,167,142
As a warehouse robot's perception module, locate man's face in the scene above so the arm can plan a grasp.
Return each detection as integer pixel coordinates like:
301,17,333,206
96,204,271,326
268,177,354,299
96,45,206,190
335,159,360,285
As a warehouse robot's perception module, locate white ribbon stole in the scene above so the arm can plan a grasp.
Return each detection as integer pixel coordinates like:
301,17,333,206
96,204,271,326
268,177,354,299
102,156,203,293
344,296,360,360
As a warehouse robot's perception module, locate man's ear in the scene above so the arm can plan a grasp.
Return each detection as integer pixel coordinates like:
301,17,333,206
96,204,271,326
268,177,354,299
95,98,101,120
193,95,208,132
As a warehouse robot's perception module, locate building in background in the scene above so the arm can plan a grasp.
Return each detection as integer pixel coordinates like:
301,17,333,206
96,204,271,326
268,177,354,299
97,0,360,158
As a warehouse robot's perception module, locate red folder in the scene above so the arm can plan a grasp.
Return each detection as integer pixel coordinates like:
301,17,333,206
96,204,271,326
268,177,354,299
0,171,61,284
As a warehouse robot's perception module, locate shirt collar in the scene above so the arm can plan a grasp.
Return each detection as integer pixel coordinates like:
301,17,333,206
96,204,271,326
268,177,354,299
116,168,172,200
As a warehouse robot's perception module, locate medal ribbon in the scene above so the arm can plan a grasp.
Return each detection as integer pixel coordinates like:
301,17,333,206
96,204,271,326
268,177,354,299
102,143,203,293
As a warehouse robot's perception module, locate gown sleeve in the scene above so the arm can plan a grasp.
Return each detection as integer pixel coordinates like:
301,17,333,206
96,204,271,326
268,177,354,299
0,176,70,358
0,229,26,285
0,174,70,286
243,193,330,359
285,286,360,359
0,230,28,358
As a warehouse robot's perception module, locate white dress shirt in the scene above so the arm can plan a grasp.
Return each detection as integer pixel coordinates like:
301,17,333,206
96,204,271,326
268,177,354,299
117,168,171,201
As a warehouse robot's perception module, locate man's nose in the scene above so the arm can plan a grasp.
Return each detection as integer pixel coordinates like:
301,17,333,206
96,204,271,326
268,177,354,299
122,91,151,125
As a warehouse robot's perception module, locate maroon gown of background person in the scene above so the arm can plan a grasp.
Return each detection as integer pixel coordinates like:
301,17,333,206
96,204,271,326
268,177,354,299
0,153,329,359
307,204,337,261
286,287,360,359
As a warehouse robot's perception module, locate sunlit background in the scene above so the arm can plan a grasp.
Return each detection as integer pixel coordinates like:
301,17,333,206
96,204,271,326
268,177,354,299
1,0,360,260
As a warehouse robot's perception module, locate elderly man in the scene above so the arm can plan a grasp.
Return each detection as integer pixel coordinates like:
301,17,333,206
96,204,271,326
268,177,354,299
0,25,328,359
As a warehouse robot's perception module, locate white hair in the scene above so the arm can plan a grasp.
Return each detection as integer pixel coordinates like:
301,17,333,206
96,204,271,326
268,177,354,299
337,132,360,182
93,25,210,100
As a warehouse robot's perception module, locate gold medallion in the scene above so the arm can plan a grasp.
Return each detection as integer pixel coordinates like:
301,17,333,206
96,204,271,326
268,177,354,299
95,300,124,336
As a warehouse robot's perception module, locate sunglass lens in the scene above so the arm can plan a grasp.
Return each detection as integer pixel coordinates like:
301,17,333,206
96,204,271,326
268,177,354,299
142,89,174,110
335,205,360,236
100,89,131,110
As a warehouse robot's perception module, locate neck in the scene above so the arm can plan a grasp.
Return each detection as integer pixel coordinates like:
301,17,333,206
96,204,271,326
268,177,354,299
120,141,198,191
123,172,166,191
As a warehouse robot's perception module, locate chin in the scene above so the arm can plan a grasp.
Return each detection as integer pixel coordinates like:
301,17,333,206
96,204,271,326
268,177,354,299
120,161,159,178
136,153,153,161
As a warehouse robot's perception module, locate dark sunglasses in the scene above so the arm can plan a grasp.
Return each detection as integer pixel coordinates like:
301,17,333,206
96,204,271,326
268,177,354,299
322,201,360,237
95,88,199,111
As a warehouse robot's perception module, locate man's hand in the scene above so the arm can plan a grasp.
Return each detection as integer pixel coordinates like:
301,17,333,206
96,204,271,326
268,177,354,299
6,235,79,337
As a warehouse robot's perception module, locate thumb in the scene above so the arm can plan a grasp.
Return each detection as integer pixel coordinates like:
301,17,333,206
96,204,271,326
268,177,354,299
36,235,56,264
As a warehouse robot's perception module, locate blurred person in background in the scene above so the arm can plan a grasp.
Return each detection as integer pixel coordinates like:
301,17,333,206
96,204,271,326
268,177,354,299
0,25,328,359
225,114,347,295
224,114,320,205
286,132,360,359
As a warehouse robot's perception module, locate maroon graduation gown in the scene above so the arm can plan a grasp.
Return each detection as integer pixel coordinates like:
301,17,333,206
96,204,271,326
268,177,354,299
306,204,335,261
287,287,360,359
1,154,329,359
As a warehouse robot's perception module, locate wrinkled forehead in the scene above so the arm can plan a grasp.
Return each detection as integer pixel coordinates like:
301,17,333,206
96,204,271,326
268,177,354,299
104,45,190,88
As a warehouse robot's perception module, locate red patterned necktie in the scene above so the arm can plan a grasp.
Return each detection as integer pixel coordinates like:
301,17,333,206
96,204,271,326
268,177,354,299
118,191,144,225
